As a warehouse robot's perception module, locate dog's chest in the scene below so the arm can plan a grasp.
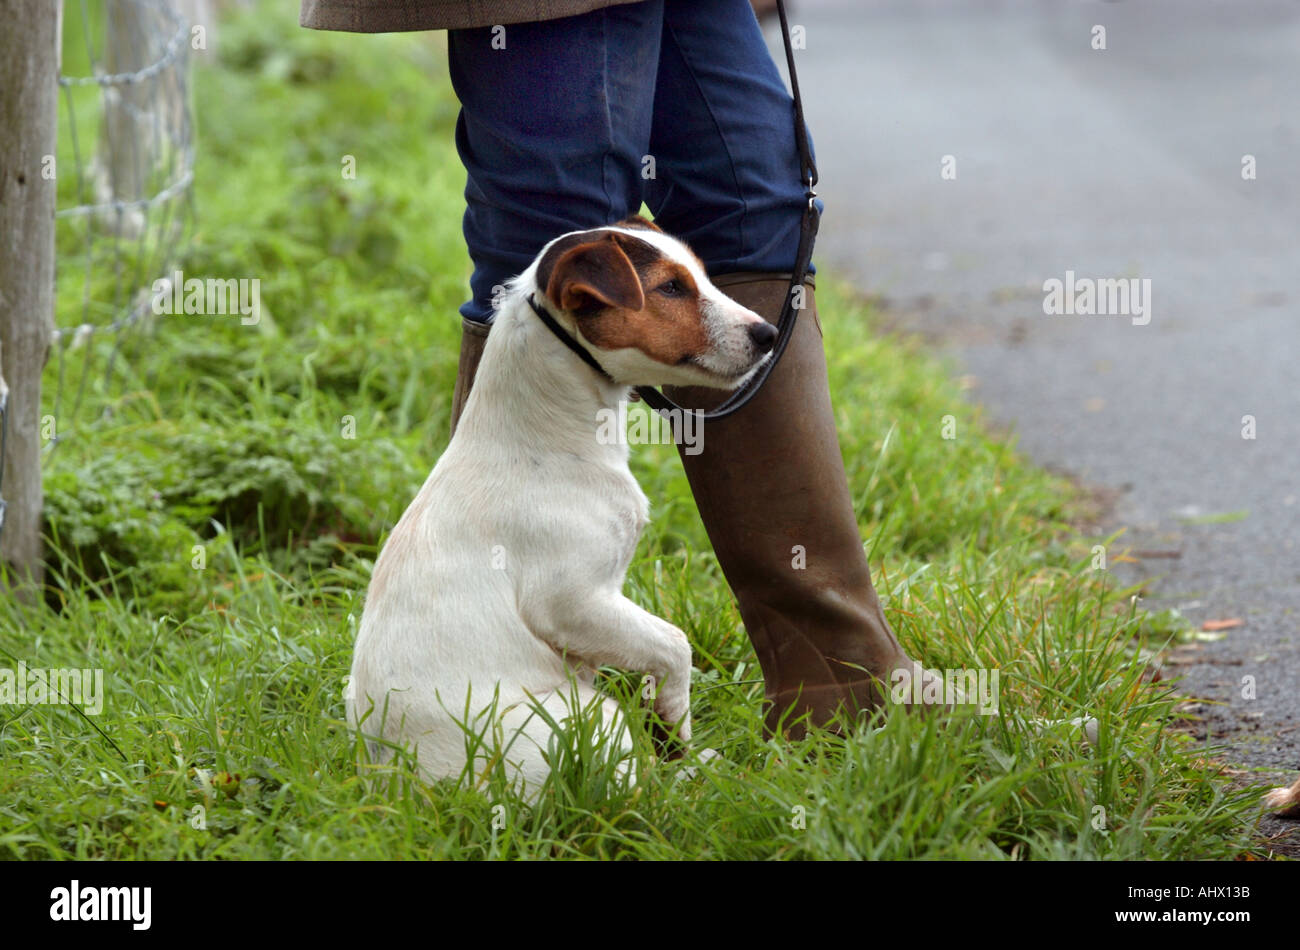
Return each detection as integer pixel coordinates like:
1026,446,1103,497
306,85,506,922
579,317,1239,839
609,490,648,556
522,446,650,574
603,468,650,565
550,456,649,577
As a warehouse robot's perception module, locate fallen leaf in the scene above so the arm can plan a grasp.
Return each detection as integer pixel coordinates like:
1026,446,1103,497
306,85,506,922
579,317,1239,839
1201,618,1244,631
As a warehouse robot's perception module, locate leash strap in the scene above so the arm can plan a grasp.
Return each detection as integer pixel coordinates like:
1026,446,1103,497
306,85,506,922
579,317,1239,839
636,0,818,422
530,0,819,422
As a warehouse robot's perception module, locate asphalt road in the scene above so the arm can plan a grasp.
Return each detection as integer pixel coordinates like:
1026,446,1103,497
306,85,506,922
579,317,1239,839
780,0,1299,802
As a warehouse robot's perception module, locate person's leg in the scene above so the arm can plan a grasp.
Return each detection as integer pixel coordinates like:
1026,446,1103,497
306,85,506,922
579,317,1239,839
642,0,811,276
447,4,664,324
649,0,929,736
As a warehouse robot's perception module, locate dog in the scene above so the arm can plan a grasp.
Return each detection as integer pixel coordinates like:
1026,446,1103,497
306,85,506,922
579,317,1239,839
347,216,777,796
1263,774,1300,818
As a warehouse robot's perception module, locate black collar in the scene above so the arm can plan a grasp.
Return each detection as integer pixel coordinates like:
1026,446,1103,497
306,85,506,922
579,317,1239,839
526,294,615,382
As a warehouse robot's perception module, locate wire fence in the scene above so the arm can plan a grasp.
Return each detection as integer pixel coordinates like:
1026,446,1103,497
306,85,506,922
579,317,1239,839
0,0,196,546
51,0,196,446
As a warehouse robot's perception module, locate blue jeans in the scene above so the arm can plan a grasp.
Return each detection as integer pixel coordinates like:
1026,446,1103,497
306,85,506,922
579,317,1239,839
448,0,816,322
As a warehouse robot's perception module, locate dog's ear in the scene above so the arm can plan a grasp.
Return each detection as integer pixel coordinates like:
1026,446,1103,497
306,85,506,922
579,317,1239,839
544,234,645,313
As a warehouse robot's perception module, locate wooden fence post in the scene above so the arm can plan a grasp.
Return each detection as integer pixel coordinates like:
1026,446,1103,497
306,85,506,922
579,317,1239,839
0,0,60,593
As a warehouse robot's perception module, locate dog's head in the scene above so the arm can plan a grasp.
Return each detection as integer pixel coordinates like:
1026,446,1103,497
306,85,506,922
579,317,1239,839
534,217,777,389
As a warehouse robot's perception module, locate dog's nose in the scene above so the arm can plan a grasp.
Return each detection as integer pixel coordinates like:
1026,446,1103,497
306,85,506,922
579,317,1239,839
748,320,778,352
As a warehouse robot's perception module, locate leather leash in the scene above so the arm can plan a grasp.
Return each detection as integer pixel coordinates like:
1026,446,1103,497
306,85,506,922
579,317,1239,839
531,0,819,422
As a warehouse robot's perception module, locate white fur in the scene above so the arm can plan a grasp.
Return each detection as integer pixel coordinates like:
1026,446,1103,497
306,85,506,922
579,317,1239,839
1263,775,1300,816
348,225,770,797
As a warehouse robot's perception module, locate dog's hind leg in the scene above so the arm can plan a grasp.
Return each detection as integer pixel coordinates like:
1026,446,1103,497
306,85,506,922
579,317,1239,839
490,685,636,799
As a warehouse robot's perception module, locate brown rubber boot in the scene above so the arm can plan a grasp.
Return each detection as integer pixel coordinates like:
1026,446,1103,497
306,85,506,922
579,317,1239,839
449,317,491,436
666,273,927,737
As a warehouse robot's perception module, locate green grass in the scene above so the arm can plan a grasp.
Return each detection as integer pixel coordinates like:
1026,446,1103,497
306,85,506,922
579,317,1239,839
0,1,1271,859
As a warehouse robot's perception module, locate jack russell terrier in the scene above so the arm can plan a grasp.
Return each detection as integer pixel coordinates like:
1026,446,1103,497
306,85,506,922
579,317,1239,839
348,216,777,795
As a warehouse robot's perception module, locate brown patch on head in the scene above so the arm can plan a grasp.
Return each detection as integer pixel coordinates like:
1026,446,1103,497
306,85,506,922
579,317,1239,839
535,226,714,369
614,213,663,233
540,233,645,314
615,216,707,276
573,236,712,368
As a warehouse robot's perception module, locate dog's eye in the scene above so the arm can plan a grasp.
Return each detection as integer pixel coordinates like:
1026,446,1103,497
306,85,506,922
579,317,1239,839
655,279,685,297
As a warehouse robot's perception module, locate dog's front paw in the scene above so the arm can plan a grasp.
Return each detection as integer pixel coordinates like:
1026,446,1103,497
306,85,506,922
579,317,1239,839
650,691,691,761
673,706,692,743
648,665,691,751
653,686,691,735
